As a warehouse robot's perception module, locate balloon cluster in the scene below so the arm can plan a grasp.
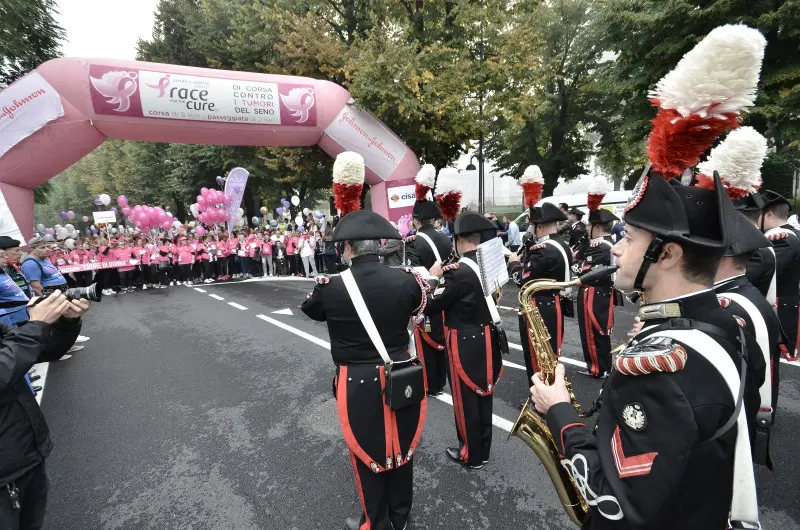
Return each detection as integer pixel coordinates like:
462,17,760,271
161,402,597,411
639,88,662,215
59,211,76,220
191,188,233,226
128,205,175,232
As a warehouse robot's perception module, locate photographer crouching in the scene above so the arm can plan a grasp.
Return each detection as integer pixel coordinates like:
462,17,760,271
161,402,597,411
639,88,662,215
0,288,90,530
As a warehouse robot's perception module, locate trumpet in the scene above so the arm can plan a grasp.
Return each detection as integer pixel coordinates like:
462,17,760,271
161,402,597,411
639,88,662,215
509,265,617,526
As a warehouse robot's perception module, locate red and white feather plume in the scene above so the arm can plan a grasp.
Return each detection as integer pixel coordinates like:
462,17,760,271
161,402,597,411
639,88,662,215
696,126,767,199
415,164,436,201
647,24,766,178
332,152,365,215
434,167,462,221
587,177,608,211
520,165,544,207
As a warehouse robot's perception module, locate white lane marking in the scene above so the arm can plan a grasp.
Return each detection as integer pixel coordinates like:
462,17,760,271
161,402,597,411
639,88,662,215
272,308,294,316
256,314,331,350
503,360,526,371
433,393,514,432
509,341,588,369
253,314,518,433
34,362,49,405
194,287,207,293
228,302,248,310
209,294,225,301
203,277,314,287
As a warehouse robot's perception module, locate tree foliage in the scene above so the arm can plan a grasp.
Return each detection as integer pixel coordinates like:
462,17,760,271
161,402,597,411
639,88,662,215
0,0,64,87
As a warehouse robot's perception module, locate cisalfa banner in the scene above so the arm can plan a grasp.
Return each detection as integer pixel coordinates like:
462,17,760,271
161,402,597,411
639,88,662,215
0,72,64,157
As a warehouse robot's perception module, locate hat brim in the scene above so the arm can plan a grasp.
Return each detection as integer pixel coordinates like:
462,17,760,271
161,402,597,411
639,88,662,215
332,210,401,241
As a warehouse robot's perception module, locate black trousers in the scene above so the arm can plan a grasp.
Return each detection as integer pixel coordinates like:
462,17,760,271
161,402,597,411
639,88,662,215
325,254,337,274
577,285,613,376
0,461,49,530
414,324,447,394
350,453,413,530
287,254,297,275
519,294,563,384
448,372,493,466
118,270,132,290
778,296,799,356
202,259,214,280
74,271,92,287
178,264,192,282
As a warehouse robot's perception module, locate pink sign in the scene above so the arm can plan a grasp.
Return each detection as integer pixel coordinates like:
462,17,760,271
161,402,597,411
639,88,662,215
58,259,140,274
89,65,316,127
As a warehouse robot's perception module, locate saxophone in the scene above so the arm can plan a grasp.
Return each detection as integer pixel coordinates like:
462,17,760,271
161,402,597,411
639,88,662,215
509,265,617,527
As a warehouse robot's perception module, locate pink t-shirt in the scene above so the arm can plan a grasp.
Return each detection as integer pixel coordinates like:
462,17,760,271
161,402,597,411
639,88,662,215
176,244,194,264
114,247,136,271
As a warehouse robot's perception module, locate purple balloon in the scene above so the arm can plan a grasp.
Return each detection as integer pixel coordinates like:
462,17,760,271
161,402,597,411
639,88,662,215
111,207,118,214
59,211,68,220
276,207,284,215
82,216,89,222
216,176,224,186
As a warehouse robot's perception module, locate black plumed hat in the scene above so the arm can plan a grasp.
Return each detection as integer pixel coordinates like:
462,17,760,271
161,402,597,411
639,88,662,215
332,210,401,241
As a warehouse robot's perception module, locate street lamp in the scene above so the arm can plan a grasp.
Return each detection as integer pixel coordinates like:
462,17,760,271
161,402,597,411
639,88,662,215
466,151,485,214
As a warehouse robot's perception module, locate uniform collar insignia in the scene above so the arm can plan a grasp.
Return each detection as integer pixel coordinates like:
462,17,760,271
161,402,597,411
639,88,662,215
637,302,682,321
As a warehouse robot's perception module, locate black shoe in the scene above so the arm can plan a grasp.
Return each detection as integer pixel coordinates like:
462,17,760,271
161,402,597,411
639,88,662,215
32,385,42,392
467,462,484,470
445,447,462,464
578,370,601,378
29,375,41,383
344,516,361,530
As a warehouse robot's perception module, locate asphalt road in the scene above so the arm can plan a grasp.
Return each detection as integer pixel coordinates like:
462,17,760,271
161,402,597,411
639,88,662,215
39,277,800,529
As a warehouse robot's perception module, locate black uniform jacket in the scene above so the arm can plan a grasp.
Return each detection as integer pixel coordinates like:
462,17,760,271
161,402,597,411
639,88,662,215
745,246,776,299
1,318,82,486
765,226,800,300
424,251,502,393
301,254,422,364
714,275,771,430
578,236,614,286
519,233,572,296
405,225,452,344
546,290,742,530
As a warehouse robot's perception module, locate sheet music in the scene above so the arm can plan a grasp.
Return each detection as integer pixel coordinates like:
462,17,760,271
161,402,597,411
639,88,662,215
476,237,509,296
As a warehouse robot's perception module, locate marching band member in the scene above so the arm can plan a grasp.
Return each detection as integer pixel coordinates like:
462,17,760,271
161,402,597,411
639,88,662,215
405,164,455,396
425,212,503,469
301,152,428,530
576,178,619,379
532,24,766,529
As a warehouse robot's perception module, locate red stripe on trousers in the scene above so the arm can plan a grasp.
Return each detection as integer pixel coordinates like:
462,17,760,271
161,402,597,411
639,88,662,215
555,295,563,352
584,288,599,376
447,328,469,462
349,452,371,530
336,366,385,472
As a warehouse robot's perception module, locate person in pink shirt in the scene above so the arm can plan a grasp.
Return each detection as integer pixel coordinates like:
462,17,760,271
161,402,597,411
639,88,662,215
133,237,151,289
284,231,297,276
175,236,195,285
261,232,274,277
114,238,137,294
198,236,214,283
216,233,229,280
190,234,203,283
156,235,171,288
230,235,243,278
69,241,93,287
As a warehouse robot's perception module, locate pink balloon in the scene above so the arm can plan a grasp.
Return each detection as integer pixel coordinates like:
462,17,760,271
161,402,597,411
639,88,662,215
223,194,232,205
82,216,89,222
197,197,207,209
122,207,131,216
196,226,206,237
117,195,129,208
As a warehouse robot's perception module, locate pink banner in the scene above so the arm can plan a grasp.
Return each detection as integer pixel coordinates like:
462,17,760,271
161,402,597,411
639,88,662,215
58,259,140,274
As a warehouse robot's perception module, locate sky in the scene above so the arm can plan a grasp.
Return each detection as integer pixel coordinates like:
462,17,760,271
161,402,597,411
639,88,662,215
55,0,160,60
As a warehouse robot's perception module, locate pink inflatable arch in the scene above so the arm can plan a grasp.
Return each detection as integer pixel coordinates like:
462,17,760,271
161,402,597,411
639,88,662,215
0,58,422,240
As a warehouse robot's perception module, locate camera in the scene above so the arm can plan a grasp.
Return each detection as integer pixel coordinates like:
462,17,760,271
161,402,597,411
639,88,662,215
41,283,102,303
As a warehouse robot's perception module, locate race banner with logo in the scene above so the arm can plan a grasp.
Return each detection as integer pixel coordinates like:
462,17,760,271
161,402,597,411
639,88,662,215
88,65,316,127
58,260,141,274
0,72,64,157
224,167,249,234
323,104,408,181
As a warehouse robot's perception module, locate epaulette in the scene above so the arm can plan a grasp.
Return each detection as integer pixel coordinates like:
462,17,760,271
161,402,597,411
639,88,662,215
314,275,331,285
404,235,417,243
733,316,747,328
614,335,687,376
717,296,731,308
442,263,459,272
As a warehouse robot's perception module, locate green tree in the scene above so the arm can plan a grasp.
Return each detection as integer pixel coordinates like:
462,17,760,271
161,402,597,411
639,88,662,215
484,0,601,194
594,0,800,189
0,0,64,87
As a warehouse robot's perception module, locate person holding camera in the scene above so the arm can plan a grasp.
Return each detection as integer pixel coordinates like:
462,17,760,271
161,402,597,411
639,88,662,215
0,290,90,530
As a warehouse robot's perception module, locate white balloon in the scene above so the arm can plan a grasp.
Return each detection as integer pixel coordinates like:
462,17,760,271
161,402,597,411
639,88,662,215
270,235,278,242
99,193,111,206
54,224,62,230
295,215,304,226
291,195,300,206
110,228,117,234
36,223,45,232
302,208,310,216
65,239,75,249
43,234,54,242
172,220,182,228
189,221,196,228
64,224,74,232
238,208,245,216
